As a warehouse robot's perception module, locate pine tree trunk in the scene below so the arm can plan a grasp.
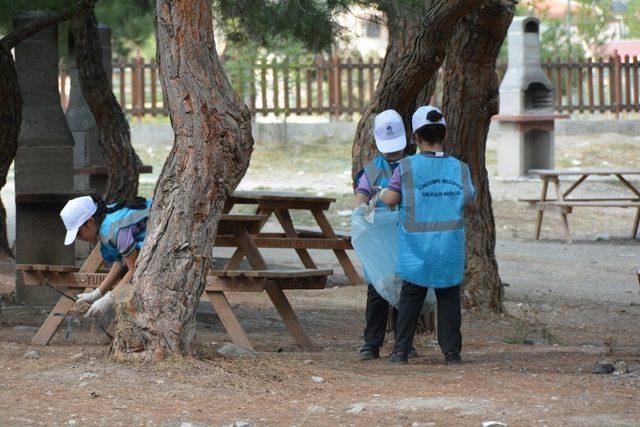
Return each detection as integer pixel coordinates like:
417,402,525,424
111,0,254,361
351,0,484,177
441,0,516,311
0,1,91,259
70,7,140,202
0,47,20,258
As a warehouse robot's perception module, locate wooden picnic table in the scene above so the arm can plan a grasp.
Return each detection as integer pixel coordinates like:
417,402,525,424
521,169,640,243
18,214,332,349
224,190,364,286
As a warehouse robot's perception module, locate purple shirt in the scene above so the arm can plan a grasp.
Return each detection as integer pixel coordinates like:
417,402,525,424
388,168,401,193
355,174,373,197
116,223,144,259
355,161,401,197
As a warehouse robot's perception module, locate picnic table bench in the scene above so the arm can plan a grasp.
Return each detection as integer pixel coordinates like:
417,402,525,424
18,214,333,350
224,190,363,286
520,169,640,243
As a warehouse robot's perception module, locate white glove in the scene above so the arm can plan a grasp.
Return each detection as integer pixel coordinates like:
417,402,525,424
76,288,102,304
378,188,388,201
85,291,113,318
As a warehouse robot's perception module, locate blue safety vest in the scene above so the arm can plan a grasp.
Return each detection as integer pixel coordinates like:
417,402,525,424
357,156,398,208
99,200,152,263
396,153,475,288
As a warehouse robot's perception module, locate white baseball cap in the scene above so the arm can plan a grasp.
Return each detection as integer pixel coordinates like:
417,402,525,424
373,109,407,153
60,196,97,245
412,105,446,133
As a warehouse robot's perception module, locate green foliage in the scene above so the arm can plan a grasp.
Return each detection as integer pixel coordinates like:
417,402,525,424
94,0,154,59
624,0,640,37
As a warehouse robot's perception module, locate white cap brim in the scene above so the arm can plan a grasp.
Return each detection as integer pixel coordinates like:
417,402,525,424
64,228,79,245
375,134,407,153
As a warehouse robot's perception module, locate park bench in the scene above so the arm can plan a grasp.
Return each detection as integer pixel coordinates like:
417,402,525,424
521,169,640,243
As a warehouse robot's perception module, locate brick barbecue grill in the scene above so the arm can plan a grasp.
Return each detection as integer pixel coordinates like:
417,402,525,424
493,16,568,177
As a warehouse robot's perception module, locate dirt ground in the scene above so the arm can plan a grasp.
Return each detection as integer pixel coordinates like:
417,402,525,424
1,222,640,426
1,134,640,425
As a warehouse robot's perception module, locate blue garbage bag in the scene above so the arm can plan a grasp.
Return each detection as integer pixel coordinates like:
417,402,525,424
351,207,435,313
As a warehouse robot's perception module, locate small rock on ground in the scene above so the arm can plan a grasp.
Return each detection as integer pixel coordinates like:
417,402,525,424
70,352,84,362
217,343,257,359
307,405,326,414
346,403,366,414
311,376,324,384
24,350,40,359
593,363,615,374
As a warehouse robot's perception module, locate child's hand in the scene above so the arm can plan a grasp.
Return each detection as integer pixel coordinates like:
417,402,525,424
77,288,102,304
85,292,114,318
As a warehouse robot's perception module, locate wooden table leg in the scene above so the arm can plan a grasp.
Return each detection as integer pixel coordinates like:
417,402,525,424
224,207,273,270
614,174,640,239
274,209,317,269
224,250,246,270
263,281,313,347
31,245,104,345
234,226,313,346
535,177,549,240
311,209,363,286
204,291,254,351
552,177,572,244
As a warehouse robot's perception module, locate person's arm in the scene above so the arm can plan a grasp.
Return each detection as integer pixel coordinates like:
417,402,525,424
98,262,125,294
118,249,138,286
380,167,402,207
76,261,124,303
354,173,372,208
354,192,370,207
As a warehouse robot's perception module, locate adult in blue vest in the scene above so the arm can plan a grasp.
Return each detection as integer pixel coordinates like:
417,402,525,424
60,194,151,317
353,109,407,361
380,105,476,364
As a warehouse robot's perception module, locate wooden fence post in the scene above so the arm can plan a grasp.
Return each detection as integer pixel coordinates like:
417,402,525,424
316,54,324,114
613,50,621,119
132,54,144,121
331,54,342,121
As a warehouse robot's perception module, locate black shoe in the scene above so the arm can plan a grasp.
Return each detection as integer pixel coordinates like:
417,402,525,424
409,347,419,358
388,351,408,364
444,352,462,364
358,347,380,361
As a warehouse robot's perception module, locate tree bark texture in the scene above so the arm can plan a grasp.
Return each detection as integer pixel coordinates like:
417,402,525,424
111,0,254,361
0,1,92,258
351,0,484,178
70,7,141,202
441,0,516,311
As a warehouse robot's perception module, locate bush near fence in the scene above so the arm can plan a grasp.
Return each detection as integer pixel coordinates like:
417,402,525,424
59,53,640,119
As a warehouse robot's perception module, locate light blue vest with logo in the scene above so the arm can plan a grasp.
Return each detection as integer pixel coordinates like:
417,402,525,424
363,156,397,208
99,200,152,263
396,153,475,288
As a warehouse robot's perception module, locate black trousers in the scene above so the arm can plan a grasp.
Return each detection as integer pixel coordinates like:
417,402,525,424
363,284,397,348
393,282,462,355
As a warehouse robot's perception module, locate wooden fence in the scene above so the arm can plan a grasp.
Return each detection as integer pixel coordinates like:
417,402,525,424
60,54,640,119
